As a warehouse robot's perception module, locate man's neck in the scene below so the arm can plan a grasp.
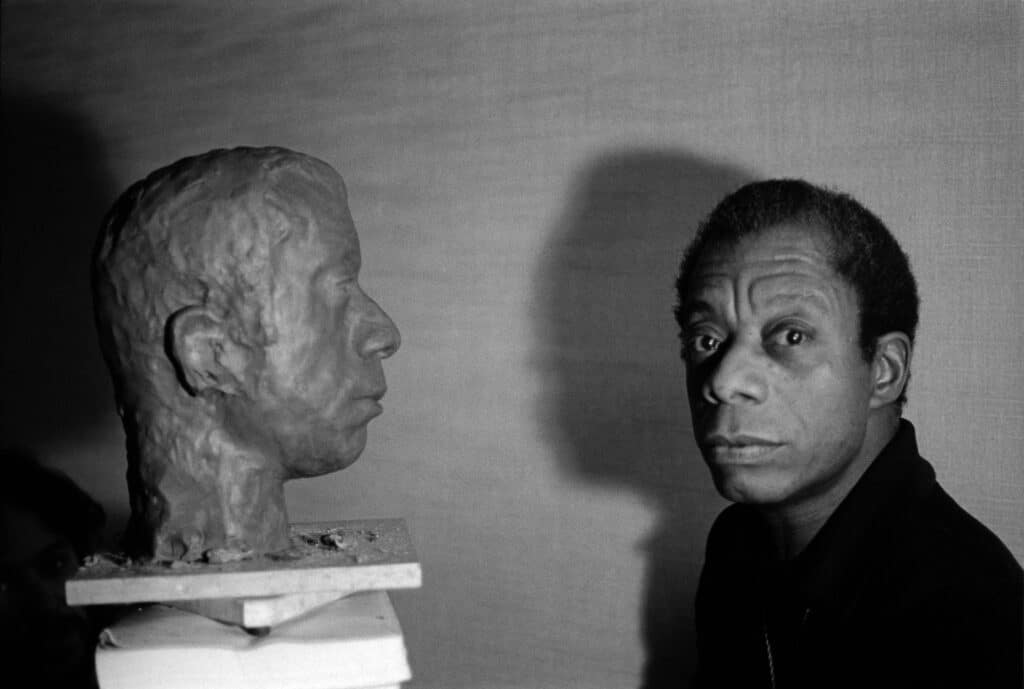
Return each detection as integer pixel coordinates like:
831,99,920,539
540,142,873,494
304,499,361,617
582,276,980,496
762,412,901,560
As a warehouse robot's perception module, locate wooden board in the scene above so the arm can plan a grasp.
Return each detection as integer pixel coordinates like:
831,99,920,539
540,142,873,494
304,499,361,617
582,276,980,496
68,519,421,606
166,590,348,628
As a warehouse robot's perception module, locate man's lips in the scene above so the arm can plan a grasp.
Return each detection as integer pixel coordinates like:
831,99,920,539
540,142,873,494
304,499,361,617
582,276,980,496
702,433,783,448
700,434,784,463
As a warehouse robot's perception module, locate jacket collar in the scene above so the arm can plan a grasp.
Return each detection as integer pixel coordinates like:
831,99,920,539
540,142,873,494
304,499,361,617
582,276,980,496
789,419,935,611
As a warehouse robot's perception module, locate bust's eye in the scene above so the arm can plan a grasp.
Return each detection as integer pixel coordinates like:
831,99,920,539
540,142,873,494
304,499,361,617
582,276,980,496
320,273,357,305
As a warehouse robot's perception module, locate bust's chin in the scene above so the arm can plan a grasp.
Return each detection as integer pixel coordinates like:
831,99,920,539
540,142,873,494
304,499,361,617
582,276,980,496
278,425,369,479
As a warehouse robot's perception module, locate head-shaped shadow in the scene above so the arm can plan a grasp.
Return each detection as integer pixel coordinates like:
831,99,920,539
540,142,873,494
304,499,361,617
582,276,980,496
533,149,752,687
1,93,118,449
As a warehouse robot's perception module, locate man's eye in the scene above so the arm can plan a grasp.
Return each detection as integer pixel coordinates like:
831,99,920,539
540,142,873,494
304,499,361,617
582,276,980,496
699,334,721,351
686,333,722,355
769,327,809,347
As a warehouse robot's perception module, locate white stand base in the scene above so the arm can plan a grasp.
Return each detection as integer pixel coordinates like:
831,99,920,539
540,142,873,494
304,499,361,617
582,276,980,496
96,591,411,689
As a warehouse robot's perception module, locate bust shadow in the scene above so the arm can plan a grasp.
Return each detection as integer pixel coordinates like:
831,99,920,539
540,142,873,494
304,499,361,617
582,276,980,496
533,150,752,687
1,93,118,444
1,94,120,483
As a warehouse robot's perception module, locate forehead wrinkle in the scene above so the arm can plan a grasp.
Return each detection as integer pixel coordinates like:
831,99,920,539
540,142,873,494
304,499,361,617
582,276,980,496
738,236,842,312
748,274,837,316
686,227,851,328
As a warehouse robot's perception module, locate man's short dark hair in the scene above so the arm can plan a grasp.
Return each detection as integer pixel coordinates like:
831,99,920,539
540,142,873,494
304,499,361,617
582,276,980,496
675,179,919,389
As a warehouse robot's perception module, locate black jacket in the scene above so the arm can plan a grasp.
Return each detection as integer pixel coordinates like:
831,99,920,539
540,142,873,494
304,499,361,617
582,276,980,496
693,420,1023,689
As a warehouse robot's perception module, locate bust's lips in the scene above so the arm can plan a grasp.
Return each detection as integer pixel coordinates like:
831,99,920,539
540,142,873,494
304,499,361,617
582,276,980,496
351,388,387,417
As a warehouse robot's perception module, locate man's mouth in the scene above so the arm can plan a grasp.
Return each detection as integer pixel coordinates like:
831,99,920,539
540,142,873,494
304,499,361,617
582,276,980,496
703,433,782,447
701,434,784,463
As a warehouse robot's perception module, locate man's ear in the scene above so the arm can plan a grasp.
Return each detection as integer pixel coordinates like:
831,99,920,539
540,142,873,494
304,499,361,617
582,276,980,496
167,306,251,396
869,332,912,409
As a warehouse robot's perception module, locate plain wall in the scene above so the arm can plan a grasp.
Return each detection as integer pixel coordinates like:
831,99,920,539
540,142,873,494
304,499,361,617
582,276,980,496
2,2,1020,688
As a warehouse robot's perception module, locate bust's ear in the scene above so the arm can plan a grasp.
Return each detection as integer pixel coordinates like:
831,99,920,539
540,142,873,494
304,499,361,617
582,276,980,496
869,331,912,409
167,306,250,396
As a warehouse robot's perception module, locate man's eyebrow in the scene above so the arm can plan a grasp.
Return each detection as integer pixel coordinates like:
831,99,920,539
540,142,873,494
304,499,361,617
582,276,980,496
759,289,832,313
677,299,716,322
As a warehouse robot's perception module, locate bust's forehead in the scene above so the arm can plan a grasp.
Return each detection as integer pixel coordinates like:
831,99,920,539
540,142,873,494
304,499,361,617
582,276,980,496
93,148,354,336
105,148,353,262
135,147,345,216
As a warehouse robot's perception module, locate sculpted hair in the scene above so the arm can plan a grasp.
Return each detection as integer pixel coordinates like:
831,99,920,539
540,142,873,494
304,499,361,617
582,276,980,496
675,179,919,399
92,147,344,406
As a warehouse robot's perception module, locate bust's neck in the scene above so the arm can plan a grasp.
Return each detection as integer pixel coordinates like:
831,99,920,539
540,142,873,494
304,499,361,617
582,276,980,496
125,403,291,561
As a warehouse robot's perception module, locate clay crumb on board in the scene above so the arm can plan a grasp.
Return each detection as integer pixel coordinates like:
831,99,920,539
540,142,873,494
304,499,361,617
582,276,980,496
81,525,391,572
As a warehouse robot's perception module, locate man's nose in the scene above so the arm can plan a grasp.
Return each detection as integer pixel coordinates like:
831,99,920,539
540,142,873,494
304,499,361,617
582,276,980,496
354,291,401,360
701,339,767,405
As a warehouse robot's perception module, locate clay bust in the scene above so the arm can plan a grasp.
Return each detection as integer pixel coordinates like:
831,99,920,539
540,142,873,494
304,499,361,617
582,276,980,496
93,147,400,561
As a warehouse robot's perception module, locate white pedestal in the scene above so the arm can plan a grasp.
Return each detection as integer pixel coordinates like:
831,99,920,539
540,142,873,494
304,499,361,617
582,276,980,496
95,591,411,689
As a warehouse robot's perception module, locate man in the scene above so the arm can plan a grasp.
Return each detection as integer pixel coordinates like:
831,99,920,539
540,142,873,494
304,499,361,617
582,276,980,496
93,147,400,561
675,180,1022,688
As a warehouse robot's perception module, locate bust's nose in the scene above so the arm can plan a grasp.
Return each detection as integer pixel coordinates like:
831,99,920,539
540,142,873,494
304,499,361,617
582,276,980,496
354,290,401,360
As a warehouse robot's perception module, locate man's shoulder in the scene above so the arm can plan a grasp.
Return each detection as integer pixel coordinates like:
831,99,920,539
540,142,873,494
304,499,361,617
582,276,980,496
868,420,1020,592
888,478,1022,599
867,480,1023,686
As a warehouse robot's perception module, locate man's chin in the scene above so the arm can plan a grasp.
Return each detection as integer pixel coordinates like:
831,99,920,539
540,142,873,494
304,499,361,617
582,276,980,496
711,466,795,505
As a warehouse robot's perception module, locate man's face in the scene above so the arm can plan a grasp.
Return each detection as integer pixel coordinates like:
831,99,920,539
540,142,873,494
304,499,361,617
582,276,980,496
228,187,400,478
679,224,876,510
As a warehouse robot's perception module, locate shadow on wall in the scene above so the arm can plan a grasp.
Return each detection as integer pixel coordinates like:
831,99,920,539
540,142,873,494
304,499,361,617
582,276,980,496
533,150,752,688
0,93,119,454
